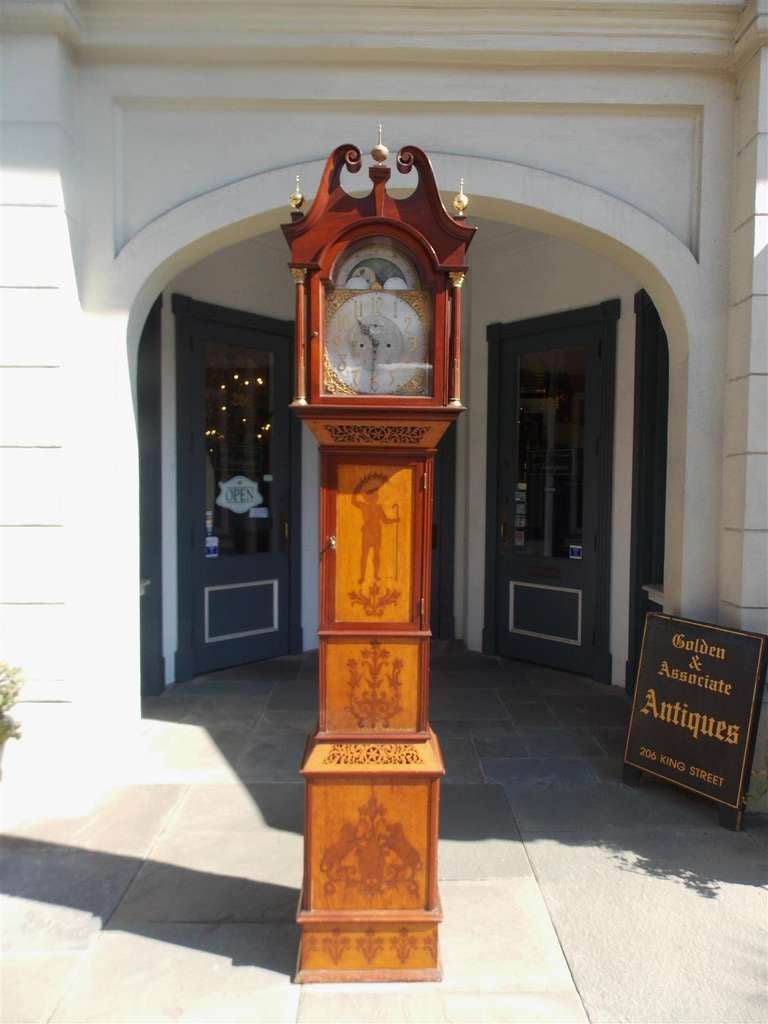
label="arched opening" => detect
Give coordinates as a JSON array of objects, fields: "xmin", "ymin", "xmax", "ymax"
[{"xmin": 131, "ymin": 214, "xmax": 681, "ymax": 698}]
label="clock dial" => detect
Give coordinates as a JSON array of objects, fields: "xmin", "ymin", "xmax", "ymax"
[
  {"xmin": 324, "ymin": 238, "xmax": 432, "ymax": 397},
  {"xmin": 325, "ymin": 289, "xmax": 431, "ymax": 396}
]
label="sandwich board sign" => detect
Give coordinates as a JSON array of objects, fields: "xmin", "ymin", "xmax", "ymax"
[{"xmin": 624, "ymin": 613, "xmax": 767, "ymax": 830}]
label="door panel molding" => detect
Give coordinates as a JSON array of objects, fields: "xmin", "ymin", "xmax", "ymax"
[{"xmin": 484, "ymin": 301, "xmax": 618, "ymax": 681}]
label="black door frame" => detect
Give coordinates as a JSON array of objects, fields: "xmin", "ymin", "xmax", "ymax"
[
  {"xmin": 483, "ymin": 300, "xmax": 619, "ymax": 681},
  {"xmin": 173, "ymin": 294, "xmax": 302, "ymax": 682},
  {"xmin": 626, "ymin": 290, "xmax": 669, "ymax": 692},
  {"xmin": 138, "ymin": 295, "xmax": 165, "ymax": 696}
]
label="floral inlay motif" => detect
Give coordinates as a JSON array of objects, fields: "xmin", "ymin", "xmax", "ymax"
[
  {"xmin": 322, "ymin": 930, "xmax": 350, "ymax": 964},
  {"xmin": 390, "ymin": 928, "xmax": 418, "ymax": 964},
  {"xmin": 319, "ymin": 796, "xmax": 421, "ymax": 900},
  {"xmin": 346, "ymin": 642, "xmax": 404, "ymax": 728},
  {"xmin": 347, "ymin": 580, "xmax": 401, "ymax": 617},
  {"xmin": 422, "ymin": 931, "xmax": 438, "ymax": 962},
  {"xmin": 356, "ymin": 929, "xmax": 384, "ymax": 964}
]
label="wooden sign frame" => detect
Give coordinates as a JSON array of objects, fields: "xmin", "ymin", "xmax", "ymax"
[{"xmin": 624, "ymin": 612, "xmax": 767, "ymax": 830}]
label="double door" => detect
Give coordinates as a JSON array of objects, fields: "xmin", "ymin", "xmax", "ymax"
[
  {"xmin": 487, "ymin": 303, "xmax": 618, "ymax": 680},
  {"xmin": 175, "ymin": 296, "xmax": 298, "ymax": 676}
]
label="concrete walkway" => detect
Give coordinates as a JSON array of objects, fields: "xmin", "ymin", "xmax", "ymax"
[{"xmin": 2, "ymin": 649, "xmax": 766, "ymax": 1023}]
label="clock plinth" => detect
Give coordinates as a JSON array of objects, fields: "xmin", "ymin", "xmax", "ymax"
[{"xmin": 283, "ymin": 142, "xmax": 474, "ymax": 983}]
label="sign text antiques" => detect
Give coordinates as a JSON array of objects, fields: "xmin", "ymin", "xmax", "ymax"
[{"xmin": 624, "ymin": 613, "xmax": 767, "ymax": 825}]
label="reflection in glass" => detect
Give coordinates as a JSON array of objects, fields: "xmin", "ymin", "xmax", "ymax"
[
  {"xmin": 205, "ymin": 343, "xmax": 274, "ymax": 557},
  {"xmin": 515, "ymin": 347, "xmax": 585, "ymax": 558}
]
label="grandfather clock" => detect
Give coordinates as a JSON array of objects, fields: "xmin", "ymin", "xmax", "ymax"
[{"xmin": 283, "ymin": 135, "xmax": 474, "ymax": 982}]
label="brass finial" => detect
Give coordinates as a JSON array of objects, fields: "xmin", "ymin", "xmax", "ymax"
[
  {"xmin": 453, "ymin": 177, "xmax": 469, "ymax": 215},
  {"xmin": 371, "ymin": 124, "xmax": 389, "ymax": 164},
  {"xmin": 289, "ymin": 175, "xmax": 304, "ymax": 210}
]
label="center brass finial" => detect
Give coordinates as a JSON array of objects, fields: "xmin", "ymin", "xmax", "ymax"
[{"xmin": 371, "ymin": 124, "xmax": 389, "ymax": 164}]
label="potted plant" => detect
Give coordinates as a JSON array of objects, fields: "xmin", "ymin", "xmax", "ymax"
[{"xmin": 0, "ymin": 663, "xmax": 22, "ymax": 776}]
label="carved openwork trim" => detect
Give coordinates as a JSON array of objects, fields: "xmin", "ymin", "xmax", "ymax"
[
  {"xmin": 322, "ymin": 743, "xmax": 422, "ymax": 765},
  {"xmin": 325, "ymin": 424, "xmax": 429, "ymax": 445}
]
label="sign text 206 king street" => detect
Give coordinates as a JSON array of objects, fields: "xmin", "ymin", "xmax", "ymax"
[{"xmin": 624, "ymin": 614, "xmax": 766, "ymax": 809}]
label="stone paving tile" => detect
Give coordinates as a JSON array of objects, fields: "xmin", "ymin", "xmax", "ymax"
[
  {"xmin": 235, "ymin": 733, "xmax": 308, "ymax": 782},
  {"xmin": 591, "ymin": 726, "xmax": 628, "ymax": 757},
  {"xmin": 440, "ymin": 784, "xmax": 530, "ymax": 880},
  {"xmin": 525, "ymin": 831, "xmax": 768, "ymax": 1023},
  {"xmin": 181, "ymin": 694, "xmax": 270, "ymax": 727},
  {"xmin": 502, "ymin": 775, "xmax": 722, "ymax": 833},
  {"xmin": 1, "ymin": 785, "xmax": 185, "ymax": 858},
  {"xmin": 439, "ymin": 879, "xmax": 581, "ymax": 993},
  {"xmin": 549, "ymin": 694, "xmax": 630, "ymax": 728},
  {"xmin": 255, "ymin": 710, "xmax": 318, "ymax": 735},
  {"xmin": 517, "ymin": 727, "xmax": 605, "ymax": 757},
  {"xmin": 482, "ymin": 756, "xmax": 604, "ymax": 788},
  {"xmin": 197, "ymin": 658, "xmax": 302, "ymax": 683},
  {"xmin": 168, "ymin": 783, "xmax": 304, "ymax": 835},
  {"xmin": 473, "ymin": 735, "xmax": 528, "ymax": 759},
  {"xmin": 501, "ymin": 702, "xmax": 560, "ymax": 727},
  {"xmin": 439, "ymin": 991, "xmax": 588, "ymax": 1023},
  {"xmin": 266, "ymin": 682, "xmax": 319, "ymax": 711},
  {"xmin": 744, "ymin": 813, "xmax": 768, "ymax": 852},
  {"xmin": 297, "ymin": 990, "xmax": 447, "ymax": 1023},
  {"xmin": 0, "ymin": 841, "xmax": 142, "ymax": 952},
  {"xmin": 430, "ymin": 653, "xmax": 501, "ymax": 671},
  {"xmin": 439, "ymin": 736, "xmax": 484, "ymax": 783},
  {"xmin": 179, "ymin": 676, "xmax": 278, "ymax": 696},
  {"xmin": 51, "ymin": 924, "xmax": 301, "ymax": 1023},
  {"xmin": 110, "ymin": 829, "xmax": 301, "ymax": 924},
  {"xmin": 430, "ymin": 688, "xmax": 508, "ymax": 720},
  {"xmin": 0, "ymin": 952, "xmax": 83, "ymax": 1024},
  {"xmin": 432, "ymin": 718, "xmax": 519, "ymax": 740},
  {"xmin": 130, "ymin": 720, "xmax": 254, "ymax": 785}
]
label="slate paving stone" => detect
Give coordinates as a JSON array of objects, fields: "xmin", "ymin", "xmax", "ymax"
[
  {"xmin": 473, "ymin": 735, "xmax": 528, "ymax": 759},
  {"xmin": 592, "ymin": 726, "xmax": 628, "ymax": 757},
  {"xmin": 518, "ymin": 727, "xmax": 606, "ymax": 757},
  {"xmin": 440, "ymin": 785, "xmax": 532, "ymax": 879},
  {"xmin": 180, "ymin": 676, "xmax": 277, "ymax": 696},
  {"xmin": 110, "ymin": 830, "xmax": 301, "ymax": 925},
  {"xmin": 169, "ymin": 783, "xmax": 304, "ymax": 835},
  {"xmin": 432, "ymin": 718, "xmax": 519, "ymax": 740},
  {"xmin": 194, "ymin": 658, "xmax": 301, "ymax": 683},
  {"xmin": 503, "ymin": 775, "xmax": 722, "ymax": 833},
  {"xmin": 236, "ymin": 733, "xmax": 309, "ymax": 781},
  {"xmin": 430, "ymin": 688, "xmax": 508, "ymax": 720},
  {"xmin": 51, "ymin": 924, "xmax": 301, "ymax": 1023},
  {"xmin": 482, "ymin": 756, "xmax": 604, "ymax": 788},
  {"xmin": 182, "ymin": 694, "xmax": 270, "ymax": 727},
  {"xmin": 254, "ymin": 709, "xmax": 318, "ymax": 735},
  {"xmin": 550, "ymin": 694, "xmax": 630, "ymax": 728},
  {"xmin": 530, "ymin": 673, "xmax": 609, "ymax": 697},
  {"xmin": 439, "ymin": 736, "xmax": 484, "ymax": 782},
  {"xmin": 0, "ymin": 842, "xmax": 142, "ymax": 952},
  {"xmin": 744, "ymin": 813, "xmax": 768, "ymax": 852},
  {"xmin": 430, "ymin": 653, "xmax": 501, "ymax": 672},
  {"xmin": 502, "ymin": 702, "xmax": 560, "ymax": 727},
  {"xmin": 265, "ymin": 681, "xmax": 318, "ymax": 711}
]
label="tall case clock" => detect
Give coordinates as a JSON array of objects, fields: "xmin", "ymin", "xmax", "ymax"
[{"xmin": 283, "ymin": 137, "xmax": 474, "ymax": 982}]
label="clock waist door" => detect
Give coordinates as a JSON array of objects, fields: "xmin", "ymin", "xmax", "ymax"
[{"xmin": 317, "ymin": 449, "xmax": 432, "ymax": 738}]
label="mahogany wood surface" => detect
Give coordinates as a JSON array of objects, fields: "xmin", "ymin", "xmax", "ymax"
[{"xmin": 284, "ymin": 141, "xmax": 473, "ymax": 982}]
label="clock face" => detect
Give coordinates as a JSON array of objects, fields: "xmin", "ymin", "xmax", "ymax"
[{"xmin": 323, "ymin": 239, "xmax": 432, "ymax": 397}]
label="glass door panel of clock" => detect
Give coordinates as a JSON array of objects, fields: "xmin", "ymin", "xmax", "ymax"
[
  {"xmin": 494, "ymin": 327, "xmax": 607, "ymax": 678},
  {"xmin": 324, "ymin": 238, "xmax": 433, "ymax": 397},
  {"xmin": 176, "ymin": 307, "xmax": 294, "ymax": 676}
]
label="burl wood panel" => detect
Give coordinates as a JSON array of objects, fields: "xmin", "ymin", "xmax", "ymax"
[
  {"xmin": 321, "ymin": 637, "xmax": 422, "ymax": 733},
  {"xmin": 299, "ymin": 924, "xmax": 438, "ymax": 973},
  {"xmin": 334, "ymin": 462, "xmax": 414, "ymax": 624},
  {"xmin": 307, "ymin": 780, "xmax": 431, "ymax": 911}
]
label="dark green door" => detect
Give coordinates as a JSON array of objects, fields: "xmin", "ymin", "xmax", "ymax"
[
  {"xmin": 175, "ymin": 296, "xmax": 297, "ymax": 677},
  {"xmin": 487, "ymin": 303, "xmax": 617, "ymax": 680}
]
